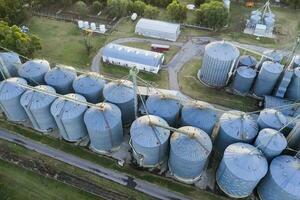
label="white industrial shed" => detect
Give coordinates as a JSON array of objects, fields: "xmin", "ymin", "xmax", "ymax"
[
  {"xmin": 135, "ymin": 18, "xmax": 181, "ymax": 42},
  {"xmin": 102, "ymin": 43, "xmax": 164, "ymax": 74}
]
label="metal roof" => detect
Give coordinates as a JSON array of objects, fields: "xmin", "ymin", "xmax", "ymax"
[
  {"xmin": 130, "ymin": 115, "xmax": 170, "ymax": 148},
  {"xmin": 205, "ymin": 41, "xmax": 240, "ymax": 61},
  {"xmin": 0, "ymin": 77, "xmax": 27, "ymax": 100},
  {"xmin": 103, "ymin": 80, "xmax": 134, "ymax": 104},
  {"xmin": 238, "ymin": 55, "xmax": 257, "ymax": 68},
  {"xmin": 223, "ymin": 143, "xmax": 268, "ymax": 181},
  {"xmin": 136, "ymin": 18, "xmax": 180, "ymax": 34},
  {"xmin": 258, "ymin": 109, "xmax": 288, "ymax": 130},
  {"xmin": 264, "ymin": 50, "xmax": 283, "ymax": 63},
  {"xmin": 18, "ymin": 59, "xmax": 50, "ymax": 84},
  {"xmin": 102, "ymin": 43, "xmax": 164, "ymax": 67},
  {"xmin": 261, "ymin": 61, "xmax": 283, "ymax": 74},
  {"xmin": 236, "ymin": 66, "xmax": 256, "ymax": 78}
]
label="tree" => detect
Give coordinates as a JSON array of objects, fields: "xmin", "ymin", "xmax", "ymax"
[
  {"xmin": 195, "ymin": 1, "xmax": 228, "ymax": 30},
  {"xmin": 143, "ymin": 4, "xmax": 160, "ymax": 19},
  {"xmin": 287, "ymin": 0, "xmax": 300, "ymax": 8},
  {"xmin": 91, "ymin": 1, "xmax": 102, "ymax": 14},
  {"xmin": 167, "ymin": 1, "xmax": 187, "ymax": 22},
  {"xmin": 194, "ymin": 0, "xmax": 205, "ymax": 7},
  {"xmin": 107, "ymin": 0, "xmax": 130, "ymax": 17},
  {"xmin": 0, "ymin": 0, "xmax": 26, "ymax": 24},
  {"xmin": 128, "ymin": 0, "xmax": 146, "ymax": 15},
  {"xmin": 0, "ymin": 21, "xmax": 42, "ymax": 57},
  {"xmin": 142, "ymin": 0, "xmax": 172, "ymax": 8},
  {"xmin": 74, "ymin": 1, "xmax": 88, "ymax": 16}
]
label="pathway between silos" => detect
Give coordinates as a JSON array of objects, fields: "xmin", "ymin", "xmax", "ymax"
[{"xmin": 0, "ymin": 130, "xmax": 189, "ymax": 200}]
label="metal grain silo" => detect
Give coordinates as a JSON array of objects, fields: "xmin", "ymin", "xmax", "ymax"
[
  {"xmin": 257, "ymin": 155, "xmax": 300, "ymax": 200},
  {"xmin": 216, "ymin": 143, "xmax": 268, "ymax": 198},
  {"xmin": 232, "ymin": 66, "xmax": 257, "ymax": 94},
  {"xmin": 264, "ymin": 17, "xmax": 275, "ymax": 30},
  {"xmin": 146, "ymin": 94, "xmax": 181, "ymax": 127},
  {"xmin": 0, "ymin": 77, "xmax": 28, "ymax": 122},
  {"xmin": 253, "ymin": 61, "xmax": 283, "ymax": 97},
  {"xmin": 50, "ymin": 93, "xmax": 88, "ymax": 142},
  {"xmin": 257, "ymin": 109, "xmax": 288, "ymax": 131},
  {"xmin": 238, "ymin": 55, "xmax": 257, "ymax": 68},
  {"xmin": 264, "ymin": 12, "xmax": 275, "ymax": 18},
  {"xmin": 103, "ymin": 80, "xmax": 135, "ymax": 124},
  {"xmin": 84, "ymin": 102, "xmax": 123, "ymax": 153},
  {"xmin": 20, "ymin": 85, "xmax": 57, "ymax": 133},
  {"xmin": 250, "ymin": 14, "xmax": 261, "ymax": 26},
  {"xmin": 73, "ymin": 73, "xmax": 105, "ymax": 103},
  {"xmin": 18, "ymin": 59, "xmax": 50, "ymax": 85},
  {"xmin": 169, "ymin": 126, "xmax": 212, "ymax": 183},
  {"xmin": 198, "ymin": 41, "xmax": 240, "ymax": 88},
  {"xmin": 0, "ymin": 52, "xmax": 21, "ymax": 80},
  {"xmin": 293, "ymin": 55, "xmax": 300, "ymax": 68},
  {"xmin": 180, "ymin": 101, "xmax": 217, "ymax": 136},
  {"xmin": 287, "ymin": 122, "xmax": 300, "ymax": 151},
  {"xmin": 215, "ymin": 111, "xmax": 259, "ymax": 152},
  {"xmin": 286, "ymin": 67, "xmax": 300, "ymax": 101},
  {"xmin": 130, "ymin": 115, "xmax": 170, "ymax": 168},
  {"xmin": 263, "ymin": 50, "xmax": 283, "ymax": 63},
  {"xmin": 254, "ymin": 128, "xmax": 287, "ymax": 161},
  {"xmin": 44, "ymin": 65, "xmax": 77, "ymax": 95}
]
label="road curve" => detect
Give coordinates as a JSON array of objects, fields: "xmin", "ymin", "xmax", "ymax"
[{"xmin": 0, "ymin": 129, "xmax": 190, "ymax": 200}]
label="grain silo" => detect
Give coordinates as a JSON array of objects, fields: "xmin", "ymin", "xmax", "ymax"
[
  {"xmin": 44, "ymin": 65, "xmax": 77, "ymax": 95},
  {"xmin": 293, "ymin": 55, "xmax": 300, "ymax": 68},
  {"xmin": 103, "ymin": 80, "xmax": 135, "ymax": 124},
  {"xmin": 84, "ymin": 102, "xmax": 123, "ymax": 153},
  {"xmin": 287, "ymin": 122, "xmax": 300, "ymax": 151},
  {"xmin": 198, "ymin": 41, "xmax": 240, "ymax": 88},
  {"xmin": 254, "ymin": 128, "xmax": 287, "ymax": 161},
  {"xmin": 0, "ymin": 77, "xmax": 28, "ymax": 122},
  {"xmin": 18, "ymin": 59, "xmax": 50, "ymax": 85},
  {"xmin": 253, "ymin": 61, "xmax": 283, "ymax": 97},
  {"xmin": 216, "ymin": 143, "xmax": 268, "ymax": 198},
  {"xmin": 215, "ymin": 111, "xmax": 259, "ymax": 152},
  {"xmin": 263, "ymin": 50, "xmax": 283, "ymax": 63},
  {"xmin": 180, "ymin": 101, "xmax": 217, "ymax": 136},
  {"xmin": 169, "ymin": 126, "xmax": 212, "ymax": 183},
  {"xmin": 238, "ymin": 55, "xmax": 257, "ymax": 68},
  {"xmin": 73, "ymin": 73, "xmax": 106, "ymax": 103},
  {"xmin": 286, "ymin": 67, "xmax": 300, "ymax": 101},
  {"xmin": 146, "ymin": 94, "xmax": 181, "ymax": 127},
  {"xmin": 250, "ymin": 14, "xmax": 261, "ymax": 27},
  {"xmin": 50, "ymin": 93, "xmax": 88, "ymax": 142},
  {"xmin": 130, "ymin": 115, "xmax": 170, "ymax": 168},
  {"xmin": 264, "ymin": 17, "xmax": 275, "ymax": 30},
  {"xmin": 257, "ymin": 155, "xmax": 300, "ymax": 200},
  {"xmin": 0, "ymin": 52, "xmax": 21, "ymax": 80},
  {"xmin": 20, "ymin": 85, "xmax": 57, "ymax": 133},
  {"xmin": 257, "ymin": 109, "xmax": 288, "ymax": 131},
  {"xmin": 232, "ymin": 66, "xmax": 257, "ymax": 94}
]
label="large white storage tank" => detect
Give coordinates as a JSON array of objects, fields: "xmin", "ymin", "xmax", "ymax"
[
  {"xmin": 169, "ymin": 126, "xmax": 212, "ymax": 183},
  {"xmin": 232, "ymin": 66, "xmax": 257, "ymax": 94},
  {"xmin": 216, "ymin": 143, "xmax": 268, "ymax": 198},
  {"xmin": 130, "ymin": 115, "xmax": 170, "ymax": 168},
  {"xmin": 50, "ymin": 93, "xmax": 88, "ymax": 142},
  {"xmin": 215, "ymin": 111, "xmax": 259, "ymax": 152},
  {"xmin": 44, "ymin": 65, "xmax": 77, "ymax": 95},
  {"xmin": 257, "ymin": 109, "xmax": 288, "ymax": 131},
  {"xmin": 0, "ymin": 77, "xmax": 28, "ymax": 122},
  {"xmin": 198, "ymin": 41, "xmax": 240, "ymax": 88},
  {"xmin": 73, "ymin": 73, "xmax": 106, "ymax": 103},
  {"xmin": 146, "ymin": 94, "xmax": 181, "ymax": 127},
  {"xmin": 285, "ymin": 67, "xmax": 300, "ymax": 101},
  {"xmin": 253, "ymin": 61, "xmax": 283, "ymax": 97},
  {"xmin": 254, "ymin": 128, "xmax": 287, "ymax": 161},
  {"xmin": 180, "ymin": 101, "xmax": 217, "ymax": 136},
  {"xmin": 0, "ymin": 52, "xmax": 21, "ymax": 80},
  {"xmin": 20, "ymin": 85, "xmax": 57, "ymax": 133},
  {"xmin": 103, "ymin": 80, "xmax": 135, "ymax": 124},
  {"xmin": 84, "ymin": 102, "xmax": 123, "ymax": 153},
  {"xmin": 257, "ymin": 155, "xmax": 300, "ymax": 200},
  {"xmin": 18, "ymin": 59, "xmax": 50, "ymax": 85}
]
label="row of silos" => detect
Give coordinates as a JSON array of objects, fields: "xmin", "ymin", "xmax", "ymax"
[{"xmin": 248, "ymin": 10, "xmax": 276, "ymax": 32}]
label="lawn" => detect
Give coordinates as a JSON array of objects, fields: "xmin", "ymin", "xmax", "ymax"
[
  {"xmin": 0, "ymin": 159, "xmax": 100, "ymax": 200},
  {"xmin": 178, "ymin": 59, "xmax": 259, "ymax": 111},
  {"xmin": 27, "ymin": 17, "xmax": 107, "ymax": 68}
]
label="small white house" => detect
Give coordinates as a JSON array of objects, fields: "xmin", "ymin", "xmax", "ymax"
[
  {"xmin": 102, "ymin": 43, "xmax": 164, "ymax": 74},
  {"xmin": 135, "ymin": 18, "xmax": 181, "ymax": 42}
]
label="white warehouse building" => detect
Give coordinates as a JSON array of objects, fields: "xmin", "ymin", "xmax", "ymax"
[
  {"xmin": 102, "ymin": 43, "xmax": 164, "ymax": 74},
  {"xmin": 135, "ymin": 18, "xmax": 181, "ymax": 42}
]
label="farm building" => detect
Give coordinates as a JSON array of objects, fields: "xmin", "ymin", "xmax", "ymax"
[
  {"xmin": 102, "ymin": 43, "xmax": 164, "ymax": 74},
  {"xmin": 135, "ymin": 18, "xmax": 181, "ymax": 42}
]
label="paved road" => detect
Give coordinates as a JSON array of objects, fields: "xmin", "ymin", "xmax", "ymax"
[{"xmin": 0, "ymin": 130, "xmax": 189, "ymax": 200}]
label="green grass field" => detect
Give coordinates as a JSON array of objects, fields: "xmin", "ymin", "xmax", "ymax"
[
  {"xmin": 0, "ymin": 160, "xmax": 100, "ymax": 200},
  {"xmin": 178, "ymin": 59, "xmax": 258, "ymax": 111}
]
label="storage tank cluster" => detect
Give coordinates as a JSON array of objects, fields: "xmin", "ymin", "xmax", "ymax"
[{"xmin": 247, "ymin": 11, "xmax": 276, "ymax": 32}]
